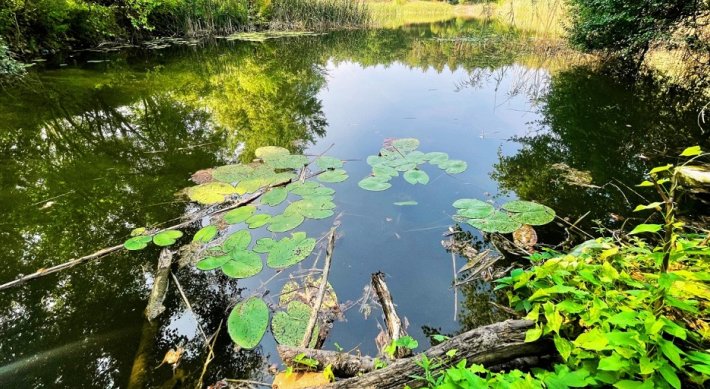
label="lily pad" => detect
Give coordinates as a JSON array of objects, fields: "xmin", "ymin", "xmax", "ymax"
[
  {"xmin": 279, "ymin": 277, "xmax": 338, "ymax": 310},
  {"xmin": 358, "ymin": 177, "xmax": 392, "ymax": 192},
  {"xmin": 285, "ymin": 198, "xmax": 336, "ymax": 220},
  {"xmin": 267, "ymin": 232, "xmax": 316, "ymax": 269},
  {"xmin": 502, "ymin": 201, "xmax": 556, "ymax": 226},
  {"xmin": 425, "ymin": 152, "xmax": 449, "ymax": 165},
  {"xmin": 373, "ymin": 165, "xmax": 398, "ymax": 178},
  {"xmin": 196, "ymin": 254, "xmax": 231, "ymax": 270},
  {"xmin": 263, "ymin": 154, "xmax": 308, "ymax": 169},
  {"xmin": 403, "ymin": 170, "xmax": 429, "ymax": 185},
  {"xmin": 392, "ymin": 138, "xmax": 420, "ymax": 152},
  {"xmin": 316, "ymin": 156, "xmax": 343, "ymax": 170},
  {"xmin": 246, "ymin": 214, "xmax": 271, "ymax": 229},
  {"xmin": 268, "ymin": 213, "xmax": 305, "ymax": 233},
  {"xmin": 193, "ymin": 225, "xmax": 219, "ymax": 243},
  {"xmin": 271, "ymin": 301, "xmax": 319, "ymax": 347},
  {"xmin": 253, "ymin": 237, "xmax": 276, "ymax": 253},
  {"xmin": 227, "ymin": 297, "xmax": 269, "ymax": 350},
  {"xmin": 224, "ymin": 205, "xmax": 256, "ymax": 224},
  {"xmin": 405, "ymin": 150, "xmax": 428, "ymax": 164},
  {"xmin": 255, "ymin": 146, "xmax": 290, "ymax": 158},
  {"xmin": 439, "ymin": 159, "xmax": 467, "ymax": 174},
  {"xmin": 213, "ymin": 164, "xmax": 254, "ymax": 183},
  {"xmin": 124, "ymin": 235, "xmax": 153, "ymax": 251},
  {"xmin": 224, "ymin": 230, "xmax": 251, "ymax": 251},
  {"xmin": 453, "ymin": 199, "xmax": 494, "ymax": 219},
  {"xmin": 262, "ymin": 187, "xmax": 288, "ymax": 206},
  {"xmin": 187, "ymin": 182, "xmax": 238, "ymax": 205},
  {"xmin": 318, "ymin": 169, "xmax": 348, "ymax": 183},
  {"xmin": 222, "ymin": 250, "xmax": 263, "ymax": 278},
  {"xmin": 153, "ymin": 230, "xmax": 183, "ymax": 247},
  {"xmin": 467, "ymin": 211, "xmax": 521, "ymax": 234}
]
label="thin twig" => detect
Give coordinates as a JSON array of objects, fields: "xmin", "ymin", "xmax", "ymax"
[
  {"xmin": 301, "ymin": 226, "xmax": 337, "ymax": 348},
  {"xmin": 171, "ymin": 271, "xmax": 208, "ymax": 343},
  {"xmin": 196, "ymin": 319, "xmax": 222, "ymax": 389},
  {"xmin": 222, "ymin": 378, "xmax": 271, "ymax": 387},
  {"xmin": 451, "ymin": 248, "xmax": 458, "ymax": 322}
]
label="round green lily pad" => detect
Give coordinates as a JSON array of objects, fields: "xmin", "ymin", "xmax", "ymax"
[
  {"xmin": 224, "ymin": 205, "xmax": 256, "ymax": 224},
  {"xmin": 124, "ymin": 235, "xmax": 153, "ymax": 251},
  {"xmin": 358, "ymin": 177, "xmax": 392, "ymax": 192},
  {"xmin": 193, "ymin": 225, "xmax": 219, "ymax": 243},
  {"xmin": 502, "ymin": 201, "xmax": 556, "ymax": 226},
  {"xmin": 196, "ymin": 254, "xmax": 231, "ymax": 270},
  {"xmin": 318, "ymin": 169, "xmax": 348, "ymax": 183},
  {"xmin": 453, "ymin": 199, "xmax": 494, "ymax": 219},
  {"xmin": 316, "ymin": 156, "xmax": 343, "ymax": 170},
  {"xmin": 263, "ymin": 154, "xmax": 308, "ymax": 169},
  {"xmin": 227, "ymin": 297, "xmax": 269, "ymax": 350},
  {"xmin": 271, "ymin": 301, "xmax": 319, "ymax": 348},
  {"xmin": 425, "ymin": 152, "xmax": 449, "ymax": 165},
  {"xmin": 268, "ymin": 213, "xmax": 305, "ymax": 233},
  {"xmin": 267, "ymin": 232, "xmax": 316, "ymax": 269},
  {"xmin": 392, "ymin": 138, "xmax": 420, "ymax": 152},
  {"xmin": 246, "ymin": 214, "xmax": 271, "ymax": 229},
  {"xmin": 253, "ymin": 237, "xmax": 276, "ymax": 253},
  {"xmin": 439, "ymin": 159, "xmax": 467, "ymax": 174},
  {"xmin": 213, "ymin": 164, "xmax": 254, "ymax": 183},
  {"xmin": 262, "ymin": 187, "xmax": 288, "ymax": 206},
  {"xmin": 222, "ymin": 250, "xmax": 263, "ymax": 278},
  {"xmin": 403, "ymin": 169, "xmax": 429, "ymax": 185},
  {"xmin": 373, "ymin": 165, "xmax": 398, "ymax": 178},
  {"xmin": 153, "ymin": 230, "xmax": 183, "ymax": 247},
  {"xmin": 223, "ymin": 230, "xmax": 251, "ymax": 251},
  {"xmin": 255, "ymin": 146, "xmax": 290, "ymax": 158},
  {"xmin": 467, "ymin": 211, "xmax": 521, "ymax": 234},
  {"xmin": 187, "ymin": 182, "xmax": 238, "ymax": 205}
]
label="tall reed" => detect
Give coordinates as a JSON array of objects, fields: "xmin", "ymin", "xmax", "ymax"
[{"xmin": 269, "ymin": 0, "xmax": 371, "ymax": 30}]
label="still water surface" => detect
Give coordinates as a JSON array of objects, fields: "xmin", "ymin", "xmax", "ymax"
[{"xmin": 0, "ymin": 19, "xmax": 707, "ymax": 387}]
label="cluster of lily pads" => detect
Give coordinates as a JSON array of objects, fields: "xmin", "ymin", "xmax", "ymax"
[
  {"xmin": 123, "ymin": 146, "xmax": 348, "ymax": 350},
  {"xmin": 358, "ymin": 138, "xmax": 468, "ymax": 192},
  {"xmin": 452, "ymin": 199, "xmax": 556, "ymax": 234}
]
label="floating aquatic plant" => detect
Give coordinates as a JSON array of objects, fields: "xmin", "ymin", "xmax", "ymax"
[
  {"xmin": 227, "ymin": 297, "xmax": 270, "ymax": 349},
  {"xmin": 358, "ymin": 138, "xmax": 467, "ymax": 191},
  {"xmin": 272, "ymin": 301, "xmax": 319, "ymax": 348},
  {"xmin": 453, "ymin": 199, "xmax": 555, "ymax": 234}
]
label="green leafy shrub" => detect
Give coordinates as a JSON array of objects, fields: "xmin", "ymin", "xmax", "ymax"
[{"xmin": 0, "ymin": 39, "xmax": 25, "ymax": 78}]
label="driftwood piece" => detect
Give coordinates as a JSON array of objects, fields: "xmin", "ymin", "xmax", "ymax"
[
  {"xmin": 144, "ymin": 249, "xmax": 173, "ymax": 321},
  {"xmin": 371, "ymin": 272, "xmax": 410, "ymax": 358},
  {"xmin": 301, "ymin": 226, "xmax": 337, "ymax": 348},
  {"xmin": 278, "ymin": 345, "xmax": 377, "ymax": 377},
  {"xmin": 315, "ymin": 319, "xmax": 551, "ymax": 388}
]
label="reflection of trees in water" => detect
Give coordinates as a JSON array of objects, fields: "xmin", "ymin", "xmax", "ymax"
[{"xmin": 491, "ymin": 65, "xmax": 710, "ymax": 231}]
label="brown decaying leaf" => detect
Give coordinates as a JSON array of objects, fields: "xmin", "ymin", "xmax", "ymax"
[
  {"xmin": 513, "ymin": 224, "xmax": 538, "ymax": 253},
  {"xmin": 272, "ymin": 371, "xmax": 330, "ymax": 389},
  {"xmin": 191, "ymin": 169, "xmax": 214, "ymax": 184}
]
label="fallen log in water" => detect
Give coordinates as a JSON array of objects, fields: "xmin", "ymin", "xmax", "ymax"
[
  {"xmin": 371, "ymin": 271, "xmax": 411, "ymax": 358},
  {"xmin": 284, "ymin": 319, "xmax": 551, "ymax": 388},
  {"xmin": 278, "ymin": 345, "xmax": 378, "ymax": 378},
  {"xmin": 144, "ymin": 248, "xmax": 173, "ymax": 321}
]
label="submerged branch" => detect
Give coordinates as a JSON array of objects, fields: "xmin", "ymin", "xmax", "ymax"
[{"xmin": 301, "ymin": 226, "xmax": 338, "ymax": 348}]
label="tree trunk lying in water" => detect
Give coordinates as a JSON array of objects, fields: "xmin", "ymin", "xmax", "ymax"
[{"xmin": 280, "ymin": 319, "xmax": 553, "ymax": 388}]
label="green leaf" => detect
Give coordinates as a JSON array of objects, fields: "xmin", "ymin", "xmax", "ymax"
[
  {"xmin": 687, "ymin": 351, "xmax": 710, "ymax": 365},
  {"xmin": 224, "ymin": 205, "xmax": 256, "ymax": 224},
  {"xmin": 633, "ymin": 202, "xmax": 663, "ymax": 211},
  {"xmin": 438, "ymin": 159, "xmax": 467, "ymax": 174},
  {"xmin": 253, "ymin": 237, "xmax": 276, "ymax": 253},
  {"xmin": 268, "ymin": 213, "xmax": 305, "ymax": 233},
  {"xmin": 222, "ymin": 250, "xmax": 262, "ymax": 278},
  {"xmin": 130, "ymin": 227, "xmax": 146, "ymax": 237},
  {"xmin": 391, "ymin": 138, "xmax": 420, "ymax": 152},
  {"xmin": 193, "ymin": 225, "xmax": 219, "ymax": 243},
  {"xmin": 262, "ymin": 187, "xmax": 288, "ymax": 206},
  {"xmin": 637, "ymin": 180, "xmax": 654, "ymax": 187},
  {"xmin": 285, "ymin": 198, "xmax": 336, "ymax": 219},
  {"xmin": 227, "ymin": 297, "xmax": 269, "ymax": 349},
  {"xmin": 224, "ymin": 230, "xmax": 251, "ymax": 251},
  {"xmin": 680, "ymin": 145, "xmax": 702, "ymax": 157},
  {"xmin": 263, "ymin": 154, "xmax": 308, "ymax": 169},
  {"xmin": 649, "ymin": 164, "xmax": 673, "ymax": 174},
  {"xmin": 525, "ymin": 325, "xmax": 543, "ymax": 342},
  {"xmin": 554, "ymin": 334, "xmax": 573, "ymax": 361},
  {"xmin": 213, "ymin": 164, "xmax": 254, "ymax": 183},
  {"xmin": 246, "ymin": 214, "xmax": 271, "ymax": 229},
  {"xmin": 502, "ymin": 201, "xmax": 556, "ymax": 226},
  {"xmin": 124, "ymin": 235, "xmax": 153, "ymax": 251},
  {"xmin": 629, "ymin": 224, "xmax": 662, "ymax": 234},
  {"xmin": 453, "ymin": 199, "xmax": 495, "ymax": 219},
  {"xmin": 373, "ymin": 164, "xmax": 398, "ymax": 178},
  {"xmin": 574, "ymin": 329, "xmax": 608, "ymax": 351},
  {"xmin": 394, "ymin": 201, "xmax": 418, "ymax": 206},
  {"xmin": 394, "ymin": 335, "xmax": 419, "ymax": 350},
  {"xmin": 255, "ymin": 146, "xmax": 290, "ymax": 158},
  {"xmin": 467, "ymin": 211, "xmax": 521, "ymax": 234},
  {"xmin": 315, "ymin": 156, "xmax": 343, "ymax": 170},
  {"xmin": 267, "ymin": 232, "xmax": 316, "ymax": 269},
  {"xmin": 187, "ymin": 182, "xmax": 238, "ymax": 205},
  {"xmin": 658, "ymin": 339, "xmax": 684, "ymax": 368},
  {"xmin": 358, "ymin": 176, "xmax": 392, "ymax": 191},
  {"xmin": 271, "ymin": 301, "xmax": 318, "ymax": 347},
  {"xmin": 196, "ymin": 255, "xmax": 230, "ymax": 270},
  {"xmin": 614, "ymin": 380, "xmax": 648, "ymax": 389},
  {"xmin": 403, "ymin": 169, "xmax": 429, "ymax": 185},
  {"xmin": 317, "ymin": 169, "xmax": 348, "ymax": 183},
  {"xmin": 425, "ymin": 152, "xmax": 449, "ymax": 165},
  {"xmin": 153, "ymin": 230, "xmax": 183, "ymax": 247},
  {"xmin": 405, "ymin": 150, "xmax": 428, "ymax": 164},
  {"xmin": 659, "ymin": 362, "xmax": 681, "ymax": 389},
  {"xmin": 607, "ymin": 311, "xmax": 638, "ymax": 328},
  {"xmin": 598, "ymin": 352, "xmax": 629, "ymax": 371}
]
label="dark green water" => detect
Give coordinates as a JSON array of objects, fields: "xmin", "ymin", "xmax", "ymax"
[{"xmin": 0, "ymin": 19, "xmax": 707, "ymax": 388}]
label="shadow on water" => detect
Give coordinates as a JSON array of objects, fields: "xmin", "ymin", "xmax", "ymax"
[{"xmin": 0, "ymin": 17, "xmax": 707, "ymax": 387}]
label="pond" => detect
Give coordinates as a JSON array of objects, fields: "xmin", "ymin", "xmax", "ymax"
[{"xmin": 0, "ymin": 18, "xmax": 708, "ymax": 388}]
